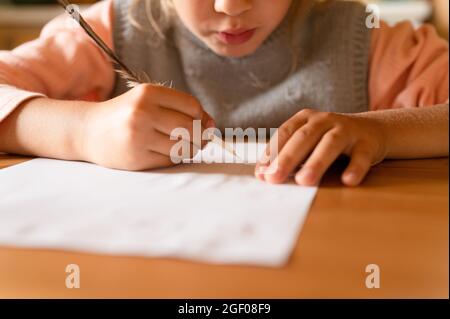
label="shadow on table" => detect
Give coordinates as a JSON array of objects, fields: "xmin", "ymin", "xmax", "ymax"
[{"xmin": 157, "ymin": 163, "xmax": 256, "ymax": 177}]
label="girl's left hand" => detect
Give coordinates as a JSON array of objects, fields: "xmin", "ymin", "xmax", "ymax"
[{"xmin": 255, "ymin": 108, "xmax": 388, "ymax": 186}]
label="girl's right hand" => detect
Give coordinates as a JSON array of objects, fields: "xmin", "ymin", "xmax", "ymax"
[{"xmin": 81, "ymin": 84, "xmax": 215, "ymax": 171}]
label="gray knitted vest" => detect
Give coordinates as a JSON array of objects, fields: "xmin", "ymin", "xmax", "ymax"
[{"xmin": 112, "ymin": 0, "xmax": 371, "ymax": 130}]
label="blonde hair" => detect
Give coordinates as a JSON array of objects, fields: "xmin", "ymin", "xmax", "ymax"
[
  {"xmin": 128, "ymin": 0, "xmax": 330, "ymax": 72},
  {"xmin": 128, "ymin": 0, "xmax": 174, "ymax": 40}
]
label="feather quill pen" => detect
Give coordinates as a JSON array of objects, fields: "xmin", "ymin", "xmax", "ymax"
[
  {"xmin": 57, "ymin": 0, "xmax": 147, "ymax": 87},
  {"xmin": 57, "ymin": 0, "xmax": 239, "ymax": 159}
]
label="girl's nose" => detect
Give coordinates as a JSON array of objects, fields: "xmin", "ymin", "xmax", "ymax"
[{"xmin": 214, "ymin": 0, "xmax": 253, "ymax": 17}]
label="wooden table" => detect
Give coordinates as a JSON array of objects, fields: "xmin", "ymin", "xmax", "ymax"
[{"xmin": 0, "ymin": 155, "xmax": 448, "ymax": 298}]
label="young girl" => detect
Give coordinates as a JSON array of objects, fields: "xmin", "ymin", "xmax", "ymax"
[{"xmin": 0, "ymin": 0, "xmax": 448, "ymax": 187}]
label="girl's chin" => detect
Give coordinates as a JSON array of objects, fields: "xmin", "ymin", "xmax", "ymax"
[{"xmin": 207, "ymin": 41, "xmax": 260, "ymax": 58}]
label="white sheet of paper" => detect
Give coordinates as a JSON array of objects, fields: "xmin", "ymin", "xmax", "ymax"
[{"xmin": 0, "ymin": 143, "xmax": 317, "ymax": 267}]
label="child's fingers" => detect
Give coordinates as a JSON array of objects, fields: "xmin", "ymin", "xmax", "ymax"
[
  {"xmin": 295, "ymin": 128, "xmax": 348, "ymax": 186},
  {"xmin": 341, "ymin": 144, "xmax": 373, "ymax": 186},
  {"xmin": 146, "ymin": 85, "xmax": 207, "ymax": 121},
  {"xmin": 254, "ymin": 162, "xmax": 266, "ymax": 181},
  {"xmin": 154, "ymin": 106, "xmax": 209, "ymax": 149},
  {"xmin": 134, "ymin": 84, "xmax": 212, "ymax": 127},
  {"xmin": 122, "ymin": 149, "xmax": 175, "ymax": 171},
  {"xmin": 147, "ymin": 129, "xmax": 200, "ymax": 160},
  {"xmin": 147, "ymin": 151, "xmax": 177, "ymax": 168},
  {"xmin": 255, "ymin": 139, "xmax": 280, "ymax": 178},
  {"xmin": 257, "ymin": 114, "xmax": 308, "ymax": 167},
  {"xmin": 263, "ymin": 124, "xmax": 331, "ymax": 184},
  {"xmin": 202, "ymin": 110, "xmax": 216, "ymax": 129}
]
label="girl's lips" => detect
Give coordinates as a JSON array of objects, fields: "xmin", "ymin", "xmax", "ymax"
[{"xmin": 216, "ymin": 28, "xmax": 256, "ymax": 45}]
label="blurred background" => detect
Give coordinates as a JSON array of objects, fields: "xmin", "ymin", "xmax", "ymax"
[{"xmin": 0, "ymin": 0, "xmax": 448, "ymax": 50}]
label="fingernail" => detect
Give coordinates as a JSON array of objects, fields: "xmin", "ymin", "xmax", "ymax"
[
  {"xmin": 265, "ymin": 165, "xmax": 287, "ymax": 184},
  {"xmin": 345, "ymin": 172, "xmax": 356, "ymax": 180},
  {"xmin": 296, "ymin": 169, "xmax": 316, "ymax": 185},
  {"xmin": 344, "ymin": 172, "xmax": 359, "ymax": 185},
  {"xmin": 256, "ymin": 165, "xmax": 268, "ymax": 174}
]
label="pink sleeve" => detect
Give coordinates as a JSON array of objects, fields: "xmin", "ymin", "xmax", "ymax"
[
  {"xmin": 369, "ymin": 20, "xmax": 449, "ymax": 110},
  {"xmin": 0, "ymin": 0, "xmax": 115, "ymax": 122}
]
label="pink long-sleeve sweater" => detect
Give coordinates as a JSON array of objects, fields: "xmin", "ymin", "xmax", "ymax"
[{"xmin": 0, "ymin": 0, "xmax": 448, "ymax": 123}]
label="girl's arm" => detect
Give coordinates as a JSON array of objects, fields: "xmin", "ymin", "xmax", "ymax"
[
  {"xmin": 0, "ymin": 97, "xmax": 93, "ymax": 161},
  {"xmin": 369, "ymin": 21, "xmax": 449, "ymax": 109},
  {"xmin": 0, "ymin": 0, "xmax": 214, "ymax": 170},
  {"xmin": 257, "ymin": 21, "xmax": 449, "ymax": 187},
  {"xmin": 360, "ymin": 20, "xmax": 450, "ymax": 158},
  {"xmin": 0, "ymin": 86, "xmax": 214, "ymax": 170},
  {"xmin": 356, "ymin": 103, "xmax": 449, "ymax": 159},
  {"xmin": 255, "ymin": 104, "xmax": 448, "ymax": 187},
  {"xmin": 0, "ymin": 0, "xmax": 115, "ymax": 122},
  {"xmin": 0, "ymin": 0, "xmax": 113, "ymax": 159}
]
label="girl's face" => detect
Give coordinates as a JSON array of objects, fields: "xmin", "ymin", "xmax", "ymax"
[{"xmin": 172, "ymin": 0, "xmax": 293, "ymax": 57}]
